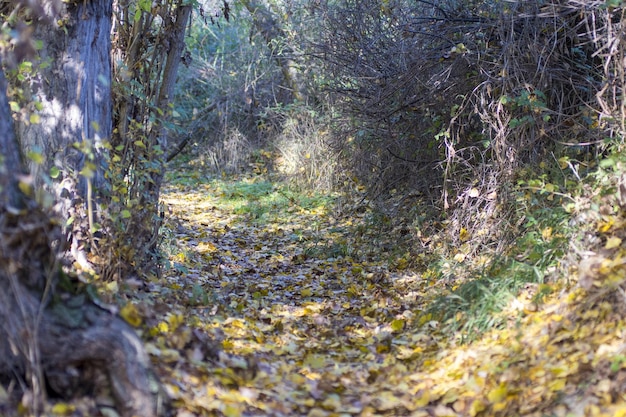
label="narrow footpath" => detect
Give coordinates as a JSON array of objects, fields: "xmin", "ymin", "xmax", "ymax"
[{"xmin": 146, "ymin": 169, "xmax": 626, "ymax": 417}]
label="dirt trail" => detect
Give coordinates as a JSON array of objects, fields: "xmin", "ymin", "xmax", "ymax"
[
  {"xmin": 152, "ymin": 173, "xmax": 626, "ymax": 417},
  {"xmin": 156, "ymin": 174, "xmax": 440, "ymax": 416}
]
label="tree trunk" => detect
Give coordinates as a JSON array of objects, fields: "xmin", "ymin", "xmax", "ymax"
[
  {"xmin": 0, "ymin": 57, "xmax": 158, "ymax": 417},
  {"xmin": 0, "ymin": 2, "xmax": 159, "ymax": 415},
  {"xmin": 16, "ymin": 0, "xmax": 114, "ymax": 269},
  {"xmin": 19, "ymin": 0, "xmax": 112, "ymax": 199},
  {"xmin": 241, "ymin": 0, "xmax": 305, "ymax": 102},
  {"xmin": 108, "ymin": 0, "xmax": 193, "ymax": 277},
  {"xmin": 141, "ymin": 2, "xmax": 193, "ymax": 262}
]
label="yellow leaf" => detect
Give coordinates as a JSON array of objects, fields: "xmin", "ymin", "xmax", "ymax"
[
  {"xmin": 549, "ymin": 378, "xmax": 566, "ymax": 391},
  {"xmin": 157, "ymin": 321, "xmax": 169, "ymax": 333},
  {"xmin": 613, "ymin": 405, "xmax": 626, "ymax": 417},
  {"xmin": 223, "ymin": 404, "xmax": 242, "ymax": 417},
  {"xmin": 442, "ymin": 388, "xmax": 459, "ymax": 404},
  {"xmin": 459, "ymin": 227, "xmax": 470, "ymax": 242},
  {"xmin": 550, "ymin": 314, "xmax": 563, "ymax": 322},
  {"xmin": 51, "ymin": 403, "xmax": 75, "ymax": 415},
  {"xmin": 376, "ymin": 343, "xmax": 390, "ymax": 354},
  {"xmin": 391, "ymin": 318, "xmax": 405, "ymax": 332},
  {"xmin": 321, "ymin": 393, "xmax": 341, "ymax": 410},
  {"xmin": 18, "ymin": 180, "xmax": 34, "ymax": 197},
  {"xmin": 197, "ymin": 241, "xmax": 217, "ymax": 253},
  {"xmin": 120, "ymin": 303, "xmax": 142, "ymax": 327},
  {"xmin": 105, "ymin": 280, "xmax": 118, "ymax": 293},
  {"xmin": 414, "ymin": 390, "xmax": 431, "ymax": 407},
  {"xmin": 606, "ymin": 236, "xmax": 622, "ymax": 249},
  {"xmin": 469, "ymin": 399, "xmax": 486, "ymax": 416},
  {"xmin": 493, "ymin": 401, "xmax": 508, "ymax": 412},
  {"xmin": 301, "ymin": 288, "xmax": 312, "ymax": 297},
  {"xmin": 598, "ymin": 218, "xmax": 615, "ymax": 233},
  {"xmin": 541, "ymin": 227, "xmax": 553, "ymax": 240},
  {"xmin": 487, "ymin": 384, "xmax": 507, "ymax": 403},
  {"xmin": 453, "ymin": 253, "xmax": 466, "ymax": 262},
  {"xmin": 468, "ymin": 188, "xmax": 480, "ymax": 198},
  {"xmin": 167, "ymin": 313, "xmax": 185, "ymax": 330}
]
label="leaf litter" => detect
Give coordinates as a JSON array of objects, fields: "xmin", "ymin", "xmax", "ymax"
[{"xmin": 118, "ymin": 168, "xmax": 626, "ymax": 417}]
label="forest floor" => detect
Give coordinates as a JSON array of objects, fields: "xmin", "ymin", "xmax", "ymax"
[{"xmin": 129, "ymin": 163, "xmax": 626, "ymax": 417}]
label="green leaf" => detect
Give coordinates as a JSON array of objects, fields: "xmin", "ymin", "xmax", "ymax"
[
  {"xmin": 26, "ymin": 151, "xmax": 45, "ymax": 164},
  {"xmin": 138, "ymin": 0, "xmax": 151, "ymax": 12},
  {"xmin": 600, "ymin": 157, "xmax": 616, "ymax": 169},
  {"xmin": 121, "ymin": 209, "xmax": 132, "ymax": 219},
  {"xmin": 80, "ymin": 165, "xmax": 95, "ymax": 179},
  {"xmin": 49, "ymin": 166, "xmax": 60, "ymax": 178},
  {"xmin": 29, "ymin": 113, "xmax": 40, "ymax": 124}
]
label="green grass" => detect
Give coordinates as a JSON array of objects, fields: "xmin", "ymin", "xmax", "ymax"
[
  {"xmin": 164, "ymin": 168, "xmax": 336, "ymax": 224},
  {"xmin": 425, "ymin": 258, "xmax": 543, "ymax": 342},
  {"xmin": 423, "ymin": 165, "xmax": 576, "ymax": 343},
  {"xmin": 210, "ymin": 178, "xmax": 335, "ymax": 223}
]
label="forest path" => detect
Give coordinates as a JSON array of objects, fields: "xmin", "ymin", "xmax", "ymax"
[
  {"xmin": 156, "ymin": 170, "xmax": 437, "ymax": 416},
  {"xmin": 152, "ymin": 169, "xmax": 626, "ymax": 417}
]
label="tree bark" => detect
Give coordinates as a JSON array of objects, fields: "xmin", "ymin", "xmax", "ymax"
[
  {"xmin": 0, "ymin": 59, "xmax": 158, "ymax": 417},
  {"xmin": 19, "ymin": 0, "xmax": 112, "ymax": 200},
  {"xmin": 0, "ymin": 4, "xmax": 159, "ymax": 416},
  {"xmin": 15, "ymin": 0, "xmax": 114, "ymax": 271}
]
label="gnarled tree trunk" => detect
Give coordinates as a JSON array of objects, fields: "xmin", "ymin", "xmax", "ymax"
[
  {"xmin": 0, "ymin": 59, "xmax": 158, "ymax": 417},
  {"xmin": 0, "ymin": 2, "xmax": 159, "ymax": 415}
]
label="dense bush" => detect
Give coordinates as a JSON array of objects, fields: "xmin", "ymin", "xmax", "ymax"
[{"xmin": 309, "ymin": 0, "xmax": 618, "ymax": 251}]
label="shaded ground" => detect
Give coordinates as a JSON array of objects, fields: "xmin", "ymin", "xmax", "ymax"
[{"xmin": 135, "ymin": 168, "xmax": 626, "ymax": 417}]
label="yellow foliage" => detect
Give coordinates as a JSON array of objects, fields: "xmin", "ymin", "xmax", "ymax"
[
  {"xmin": 119, "ymin": 302, "xmax": 142, "ymax": 327},
  {"xmin": 51, "ymin": 403, "xmax": 76, "ymax": 415},
  {"xmin": 391, "ymin": 318, "xmax": 405, "ymax": 332},
  {"xmin": 487, "ymin": 384, "xmax": 507, "ymax": 403},
  {"xmin": 605, "ymin": 236, "xmax": 622, "ymax": 249}
]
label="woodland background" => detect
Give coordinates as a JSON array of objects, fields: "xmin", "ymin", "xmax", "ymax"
[{"xmin": 2, "ymin": 0, "xmax": 626, "ymax": 416}]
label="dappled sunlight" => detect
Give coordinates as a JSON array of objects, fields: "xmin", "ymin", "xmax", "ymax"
[{"xmin": 137, "ymin": 166, "xmax": 626, "ymax": 416}]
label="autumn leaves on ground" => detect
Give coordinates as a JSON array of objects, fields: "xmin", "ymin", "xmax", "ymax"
[{"xmin": 122, "ymin": 159, "xmax": 626, "ymax": 417}]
